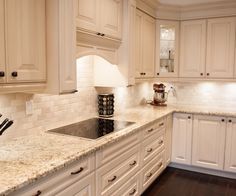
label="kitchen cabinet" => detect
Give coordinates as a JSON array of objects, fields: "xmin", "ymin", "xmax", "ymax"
[
  {"xmin": 179, "ymin": 20, "xmax": 207, "ymax": 78},
  {"xmin": 206, "ymin": 17, "xmax": 236, "ymax": 78},
  {"xmin": 135, "ymin": 9, "xmax": 155, "ymax": 78},
  {"xmin": 77, "ymin": 0, "xmax": 122, "ymax": 40},
  {"xmin": 6, "ymin": 0, "xmax": 46, "ymax": 83},
  {"xmin": 172, "ymin": 113, "xmax": 192, "ymax": 165},
  {"xmin": 225, "ymin": 117, "xmax": 236, "ymax": 173},
  {"xmin": 156, "ymin": 20, "xmax": 179, "ymax": 77},
  {"xmin": 192, "ymin": 115, "xmax": 226, "ymax": 170},
  {"xmin": 165, "ymin": 114, "xmax": 173, "ymax": 165},
  {"xmin": 46, "ymin": 0, "xmax": 77, "ymax": 94},
  {"xmin": 0, "ymin": 0, "xmax": 5, "ymax": 84}
]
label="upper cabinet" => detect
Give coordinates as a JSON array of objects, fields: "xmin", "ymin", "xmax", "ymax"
[
  {"xmin": 0, "ymin": 0, "xmax": 46, "ymax": 85},
  {"xmin": 0, "ymin": 0, "xmax": 5, "ymax": 84},
  {"xmin": 179, "ymin": 20, "xmax": 206, "ymax": 78},
  {"xmin": 135, "ymin": 9, "xmax": 155, "ymax": 78},
  {"xmin": 156, "ymin": 20, "xmax": 179, "ymax": 77},
  {"xmin": 206, "ymin": 17, "xmax": 236, "ymax": 79},
  {"xmin": 77, "ymin": 0, "xmax": 122, "ymax": 40}
]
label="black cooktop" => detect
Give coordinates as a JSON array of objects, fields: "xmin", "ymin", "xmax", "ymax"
[{"xmin": 48, "ymin": 118, "xmax": 135, "ymax": 139}]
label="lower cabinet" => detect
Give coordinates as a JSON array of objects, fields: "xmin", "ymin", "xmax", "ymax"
[
  {"xmin": 225, "ymin": 117, "xmax": 236, "ymax": 173},
  {"xmin": 192, "ymin": 115, "xmax": 226, "ymax": 170}
]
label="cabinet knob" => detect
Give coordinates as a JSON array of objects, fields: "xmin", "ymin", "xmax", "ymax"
[
  {"xmin": 11, "ymin": 71, "xmax": 18, "ymax": 77},
  {"xmin": 129, "ymin": 189, "xmax": 136, "ymax": 195},
  {"xmin": 71, "ymin": 167, "xmax": 83, "ymax": 175},
  {"xmin": 129, "ymin": 160, "xmax": 137, "ymax": 166},
  {"xmin": 200, "ymin": 73, "xmax": 203, "ymax": 76},
  {"xmin": 97, "ymin": 32, "xmax": 101, "ymax": 36},
  {"xmin": 101, "ymin": 33, "xmax": 105, "ymax": 36},
  {"xmin": 143, "ymin": 73, "xmax": 146, "ymax": 75},
  {"xmin": 188, "ymin": 116, "xmax": 191, "ymax": 119},
  {"xmin": 147, "ymin": 148, "xmax": 153, "ymax": 153},
  {"xmin": 140, "ymin": 72, "xmax": 143, "ymax": 75},
  {"xmin": 0, "ymin": 71, "xmax": 5, "ymax": 77},
  {"xmin": 33, "ymin": 190, "xmax": 42, "ymax": 196},
  {"xmin": 222, "ymin": 119, "xmax": 225, "ymax": 122},
  {"xmin": 108, "ymin": 175, "xmax": 117, "ymax": 183},
  {"xmin": 157, "ymin": 73, "xmax": 160, "ymax": 76},
  {"xmin": 207, "ymin": 73, "xmax": 210, "ymax": 76},
  {"xmin": 229, "ymin": 119, "xmax": 232, "ymax": 123}
]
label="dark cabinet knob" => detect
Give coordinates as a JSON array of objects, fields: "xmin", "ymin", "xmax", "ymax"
[
  {"xmin": 222, "ymin": 119, "xmax": 225, "ymax": 122},
  {"xmin": 33, "ymin": 190, "xmax": 42, "ymax": 196},
  {"xmin": 140, "ymin": 73, "xmax": 142, "ymax": 75},
  {"xmin": 229, "ymin": 120, "xmax": 232, "ymax": 123},
  {"xmin": 207, "ymin": 73, "xmax": 210, "ymax": 76},
  {"xmin": 157, "ymin": 73, "xmax": 160, "ymax": 76},
  {"xmin": 0, "ymin": 71, "xmax": 4, "ymax": 77},
  {"xmin": 143, "ymin": 73, "xmax": 146, "ymax": 75},
  {"xmin": 11, "ymin": 71, "xmax": 18, "ymax": 77},
  {"xmin": 188, "ymin": 116, "xmax": 191, "ymax": 119},
  {"xmin": 200, "ymin": 73, "xmax": 203, "ymax": 76},
  {"xmin": 97, "ymin": 32, "xmax": 101, "ymax": 36},
  {"xmin": 101, "ymin": 33, "xmax": 105, "ymax": 36}
]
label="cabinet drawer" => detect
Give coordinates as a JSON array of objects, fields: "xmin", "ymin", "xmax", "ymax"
[
  {"xmin": 142, "ymin": 129, "xmax": 165, "ymax": 166},
  {"xmin": 11, "ymin": 154, "xmax": 95, "ymax": 196},
  {"xmin": 141, "ymin": 150, "xmax": 165, "ymax": 193},
  {"xmin": 143, "ymin": 118, "xmax": 166, "ymax": 139},
  {"xmin": 96, "ymin": 132, "xmax": 140, "ymax": 168},
  {"xmin": 96, "ymin": 145, "xmax": 141, "ymax": 196},
  {"xmin": 110, "ymin": 173, "xmax": 140, "ymax": 196}
]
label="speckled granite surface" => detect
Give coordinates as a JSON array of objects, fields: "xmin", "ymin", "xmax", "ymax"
[{"xmin": 1, "ymin": 104, "xmax": 236, "ymax": 195}]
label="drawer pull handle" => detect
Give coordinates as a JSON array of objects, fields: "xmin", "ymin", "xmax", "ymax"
[
  {"xmin": 159, "ymin": 122, "xmax": 164, "ymax": 127},
  {"xmin": 158, "ymin": 140, "xmax": 163, "ymax": 145},
  {"xmin": 129, "ymin": 160, "xmax": 137, "ymax": 166},
  {"xmin": 147, "ymin": 148, "xmax": 153, "ymax": 153},
  {"xmin": 129, "ymin": 189, "xmax": 136, "ymax": 195},
  {"xmin": 147, "ymin": 173, "xmax": 153, "ymax": 178},
  {"xmin": 108, "ymin": 175, "xmax": 117, "ymax": 183},
  {"xmin": 147, "ymin": 128, "xmax": 154, "ymax": 133},
  {"xmin": 33, "ymin": 190, "xmax": 42, "ymax": 196},
  {"xmin": 71, "ymin": 167, "xmax": 84, "ymax": 175},
  {"xmin": 158, "ymin": 162, "xmax": 163, "ymax": 167}
]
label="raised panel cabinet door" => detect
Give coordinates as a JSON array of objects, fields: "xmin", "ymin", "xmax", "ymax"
[
  {"xmin": 180, "ymin": 20, "xmax": 206, "ymax": 78},
  {"xmin": 135, "ymin": 10, "xmax": 143, "ymax": 78},
  {"xmin": 206, "ymin": 17, "xmax": 236, "ymax": 78},
  {"xmin": 224, "ymin": 118, "xmax": 236, "ymax": 173},
  {"xmin": 141, "ymin": 13, "xmax": 155, "ymax": 78},
  {"xmin": 0, "ymin": 0, "xmax": 5, "ymax": 83},
  {"xmin": 192, "ymin": 115, "xmax": 226, "ymax": 170},
  {"xmin": 56, "ymin": 173, "xmax": 95, "ymax": 196},
  {"xmin": 76, "ymin": 0, "xmax": 99, "ymax": 33},
  {"xmin": 172, "ymin": 113, "xmax": 193, "ymax": 165},
  {"xmin": 100, "ymin": 0, "xmax": 122, "ymax": 39},
  {"xmin": 6, "ymin": 0, "xmax": 46, "ymax": 83}
]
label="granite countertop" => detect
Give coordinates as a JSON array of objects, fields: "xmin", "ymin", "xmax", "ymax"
[{"xmin": 1, "ymin": 104, "xmax": 236, "ymax": 195}]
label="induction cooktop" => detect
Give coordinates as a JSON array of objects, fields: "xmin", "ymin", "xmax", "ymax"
[{"xmin": 48, "ymin": 118, "xmax": 135, "ymax": 139}]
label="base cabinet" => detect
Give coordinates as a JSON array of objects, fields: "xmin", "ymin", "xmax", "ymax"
[
  {"xmin": 192, "ymin": 115, "xmax": 226, "ymax": 170},
  {"xmin": 225, "ymin": 117, "xmax": 236, "ymax": 173}
]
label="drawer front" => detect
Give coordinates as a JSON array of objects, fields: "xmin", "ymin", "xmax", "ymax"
[
  {"xmin": 96, "ymin": 145, "xmax": 141, "ymax": 196},
  {"xmin": 141, "ymin": 150, "xmax": 165, "ymax": 193},
  {"xmin": 96, "ymin": 132, "xmax": 140, "ymax": 168},
  {"xmin": 142, "ymin": 129, "xmax": 165, "ymax": 166},
  {"xmin": 11, "ymin": 154, "xmax": 95, "ymax": 196},
  {"xmin": 143, "ymin": 118, "xmax": 166, "ymax": 139},
  {"xmin": 110, "ymin": 173, "xmax": 140, "ymax": 196}
]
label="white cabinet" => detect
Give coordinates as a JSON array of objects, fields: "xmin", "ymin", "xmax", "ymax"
[
  {"xmin": 156, "ymin": 20, "xmax": 179, "ymax": 77},
  {"xmin": 192, "ymin": 115, "xmax": 226, "ymax": 170},
  {"xmin": 56, "ymin": 173, "xmax": 95, "ymax": 196},
  {"xmin": 225, "ymin": 118, "xmax": 236, "ymax": 173},
  {"xmin": 206, "ymin": 17, "xmax": 236, "ymax": 78},
  {"xmin": 172, "ymin": 113, "xmax": 192, "ymax": 165},
  {"xmin": 6, "ymin": 0, "xmax": 46, "ymax": 83},
  {"xmin": 135, "ymin": 9, "xmax": 155, "ymax": 78},
  {"xmin": 0, "ymin": 0, "xmax": 5, "ymax": 84},
  {"xmin": 180, "ymin": 20, "xmax": 206, "ymax": 78},
  {"xmin": 165, "ymin": 114, "xmax": 173, "ymax": 165},
  {"xmin": 77, "ymin": 0, "xmax": 122, "ymax": 40}
]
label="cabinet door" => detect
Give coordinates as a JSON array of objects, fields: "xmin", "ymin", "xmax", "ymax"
[
  {"xmin": 165, "ymin": 114, "xmax": 173, "ymax": 165},
  {"xmin": 0, "ymin": 0, "xmax": 5, "ymax": 83},
  {"xmin": 6, "ymin": 0, "xmax": 46, "ymax": 83},
  {"xmin": 76, "ymin": 0, "xmax": 99, "ymax": 33},
  {"xmin": 142, "ymin": 13, "xmax": 155, "ymax": 78},
  {"xmin": 100, "ymin": 0, "xmax": 122, "ymax": 39},
  {"xmin": 192, "ymin": 115, "xmax": 226, "ymax": 170},
  {"xmin": 56, "ymin": 173, "xmax": 95, "ymax": 196},
  {"xmin": 206, "ymin": 17, "xmax": 236, "ymax": 78},
  {"xmin": 180, "ymin": 20, "xmax": 206, "ymax": 78},
  {"xmin": 135, "ymin": 10, "xmax": 143, "ymax": 78},
  {"xmin": 225, "ymin": 118, "xmax": 236, "ymax": 173},
  {"xmin": 172, "ymin": 113, "xmax": 193, "ymax": 165}
]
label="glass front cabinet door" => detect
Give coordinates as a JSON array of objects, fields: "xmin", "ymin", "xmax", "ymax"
[{"xmin": 156, "ymin": 20, "xmax": 179, "ymax": 77}]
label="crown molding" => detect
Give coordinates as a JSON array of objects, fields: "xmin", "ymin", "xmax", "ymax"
[{"xmin": 156, "ymin": 0, "xmax": 236, "ymax": 20}]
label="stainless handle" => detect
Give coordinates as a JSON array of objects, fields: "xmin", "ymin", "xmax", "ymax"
[
  {"xmin": 147, "ymin": 128, "xmax": 154, "ymax": 133},
  {"xmin": 71, "ymin": 167, "xmax": 83, "ymax": 175},
  {"xmin": 33, "ymin": 190, "xmax": 42, "ymax": 196},
  {"xmin": 129, "ymin": 160, "xmax": 137, "ymax": 166},
  {"xmin": 147, "ymin": 173, "xmax": 152, "ymax": 178},
  {"xmin": 129, "ymin": 189, "xmax": 136, "ymax": 195},
  {"xmin": 147, "ymin": 148, "xmax": 153, "ymax": 153},
  {"xmin": 108, "ymin": 175, "xmax": 117, "ymax": 183}
]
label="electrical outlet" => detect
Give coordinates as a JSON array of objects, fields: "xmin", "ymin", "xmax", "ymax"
[{"xmin": 26, "ymin": 100, "xmax": 33, "ymax": 115}]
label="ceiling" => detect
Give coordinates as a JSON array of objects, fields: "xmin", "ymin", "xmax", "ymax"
[{"xmin": 158, "ymin": 0, "xmax": 231, "ymax": 6}]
